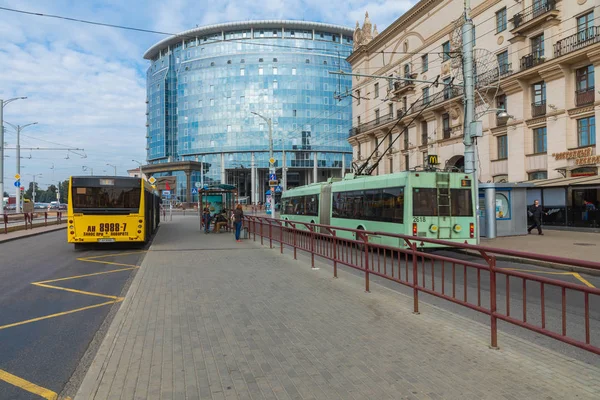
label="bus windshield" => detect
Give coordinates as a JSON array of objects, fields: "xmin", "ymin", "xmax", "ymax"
[
  {"xmin": 72, "ymin": 186, "xmax": 141, "ymax": 212},
  {"xmin": 413, "ymin": 188, "xmax": 472, "ymax": 217}
]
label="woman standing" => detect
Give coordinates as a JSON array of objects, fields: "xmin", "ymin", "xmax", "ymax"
[{"xmin": 233, "ymin": 204, "xmax": 244, "ymax": 242}]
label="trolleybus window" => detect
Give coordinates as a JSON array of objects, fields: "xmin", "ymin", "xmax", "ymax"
[
  {"xmin": 72, "ymin": 186, "xmax": 141, "ymax": 211},
  {"xmin": 332, "ymin": 187, "xmax": 404, "ymax": 223},
  {"xmin": 413, "ymin": 188, "xmax": 438, "ymax": 216},
  {"xmin": 413, "ymin": 188, "xmax": 473, "ymax": 217},
  {"xmin": 282, "ymin": 195, "xmax": 319, "ymax": 216},
  {"xmin": 450, "ymin": 189, "xmax": 473, "ymax": 216}
]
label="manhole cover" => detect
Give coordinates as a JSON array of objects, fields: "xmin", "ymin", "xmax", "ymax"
[{"xmin": 574, "ymin": 243, "xmax": 596, "ymax": 246}]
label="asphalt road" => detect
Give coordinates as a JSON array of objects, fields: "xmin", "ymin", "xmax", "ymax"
[
  {"xmin": 259, "ymin": 226, "xmax": 600, "ymax": 366},
  {"xmin": 0, "ymin": 229, "xmax": 148, "ymax": 399}
]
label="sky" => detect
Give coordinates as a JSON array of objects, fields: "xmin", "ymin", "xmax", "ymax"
[{"xmin": 0, "ymin": 0, "xmax": 417, "ymax": 191}]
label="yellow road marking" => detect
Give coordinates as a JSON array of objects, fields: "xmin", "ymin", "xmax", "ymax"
[
  {"xmin": 0, "ymin": 300, "xmax": 120, "ymax": 331},
  {"xmin": 572, "ymin": 273, "xmax": 596, "ymax": 288},
  {"xmin": 502, "ymin": 268, "xmax": 596, "ymax": 288},
  {"xmin": 76, "ymin": 258, "xmax": 139, "ymax": 268},
  {"xmin": 33, "ymin": 267, "xmax": 139, "ymax": 284},
  {"xmin": 0, "ymin": 368, "xmax": 58, "ymax": 400},
  {"xmin": 31, "ymin": 283, "xmax": 122, "ymax": 300},
  {"xmin": 76, "ymin": 250, "xmax": 147, "ymax": 261},
  {"xmin": 502, "ymin": 268, "xmax": 571, "ymax": 275}
]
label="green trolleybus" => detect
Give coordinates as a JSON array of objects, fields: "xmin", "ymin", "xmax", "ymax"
[{"xmin": 280, "ymin": 171, "xmax": 476, "ymax": 248}]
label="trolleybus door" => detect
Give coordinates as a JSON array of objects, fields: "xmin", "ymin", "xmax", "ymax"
[{"xmin": 435, "ymin": 173, "xmax": 452, "ymax": 239}]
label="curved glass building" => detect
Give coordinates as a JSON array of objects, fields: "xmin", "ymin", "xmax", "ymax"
[{"xmin": 144, "ymin": 20, "xmax": 354, "ymax": 204}]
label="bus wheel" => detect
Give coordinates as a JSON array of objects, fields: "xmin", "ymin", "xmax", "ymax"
[{"xmin": 354, "ymin": 227, "xmax": 366, "ymax": 251}]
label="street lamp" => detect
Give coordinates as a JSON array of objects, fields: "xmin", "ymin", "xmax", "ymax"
[
  {"xmin": 106, "ymin": 163, "xmax": 117, "ymax": 176},
  {"xmin": 4, "ymin": 121, "xmax": 37, "ymax": 213},
  {"xmin": 27, "ymin": 173, "xmax": 42, "ymax": 204},
  {"xmin": 132, "ymin": 159, "xmax": 144, "ymax": 179},
  {"xmin": 0, "ymin": 96, "xmax": 27, "ymax": 213},
  {"xmin": 82, "ymin": 165, "xmax": 93, "ymax": 176},
  {"xmin": 251, "ymin": 111, "xmax": 276, "ymax": 219}
]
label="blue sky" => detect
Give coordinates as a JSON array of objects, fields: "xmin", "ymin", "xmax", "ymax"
[{"xmin": 0, "ymin": 0, "xmax": 416, "ymax": 190}]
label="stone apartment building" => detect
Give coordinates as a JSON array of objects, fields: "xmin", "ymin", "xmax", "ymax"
[{"xmin": 348, "ymin": 0, "xmax": 598, "ymax": 183}]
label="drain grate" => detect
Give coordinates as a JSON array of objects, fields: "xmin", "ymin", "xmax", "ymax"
[{"xmin": 573, "ymin": 243, "xmax": 596, "ymax": 246}]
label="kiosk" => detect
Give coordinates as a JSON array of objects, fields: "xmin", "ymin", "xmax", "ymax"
[{"xmin": 479, "ymin": 182, "xmax": 533, "ymax": 238}]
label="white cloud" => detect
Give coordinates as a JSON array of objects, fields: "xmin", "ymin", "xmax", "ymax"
[{"xmin": 0, "ymin": 0, "xmax": 417, "ymax": 190}]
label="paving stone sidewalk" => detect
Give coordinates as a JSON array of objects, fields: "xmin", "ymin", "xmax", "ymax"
[{"xmin": 76, "ymin": 215, "xmax": 599, "ymax": 400}]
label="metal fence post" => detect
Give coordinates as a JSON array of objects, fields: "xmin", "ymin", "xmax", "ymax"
[
  {"xmin": 411, "ymin": 242, "xmax": 420, "ymax": 314},
  {"xmin": 332, "ymin": 230, "xmax": 338, "ymax": 278},
  {"xmin": 293, "ymin": 223, "xmax": 297, "ymax": 260},
  {"xmin": 260, "ymin": 219, "xmax": 264, "ymax": 246},
  {"xmin": 279, "ymin": 221, "xmax": 283, "ymax": 254},
  {"xmin": 269, "ymin": 220, "xmax": 273, "ymax": 249},
  {"xmin": 310, "ymin": 226, "xmax": 317, "ymax": 269},
  {"xmin": 44, "ymin": 212, "xmax": 48, "ymax": 227},
  {"xmin": 489, "ymin": 255, "xmax": 499, "ymax": 349},
  {"xmin": 362, "ymin": 233, "xmax": 370, "ymax": 292}
]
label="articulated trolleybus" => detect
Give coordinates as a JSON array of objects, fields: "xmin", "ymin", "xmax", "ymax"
[
  {"xmin": 67, "ymin": 176, "xmax": 160, "ymax": 248},
  {"xmin": 280, "ymin": 170, "xmax": 477, "ymax": 249}
]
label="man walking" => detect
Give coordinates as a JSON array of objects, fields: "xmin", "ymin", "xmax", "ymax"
[
  {"xmin": 233, "ymin": 204, "xmax": 244, "ymax": 242},
  {"xmin": 528, "ymin": 200, "xmax": 547, "ymax": 235}
]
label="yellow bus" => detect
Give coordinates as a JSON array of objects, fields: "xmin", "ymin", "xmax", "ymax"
[{"xmin": 67, "ymin": 176, "xmax": 160, "ymax": 248}]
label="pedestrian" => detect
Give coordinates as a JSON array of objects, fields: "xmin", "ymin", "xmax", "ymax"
[
  {"xmin": 202, "ymin": 204, "xmax": 211, "ymax": 234},
  {"xmin": 527, "ymin": 199, "xmax": 547, "ymax": 235},
  {"xmin": 233, "ymin": 203, "xmax": 244, "ymax": 242}
]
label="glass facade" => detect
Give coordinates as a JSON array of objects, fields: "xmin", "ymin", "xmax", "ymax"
[{"xmin": 144, "ymin": 21, "xmax": 354, "ymax": 202}]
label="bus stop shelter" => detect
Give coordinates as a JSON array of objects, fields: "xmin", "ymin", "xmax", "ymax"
[{"xmin": 199, "ymin": 184, "xmax": 238, "ymax": 230}]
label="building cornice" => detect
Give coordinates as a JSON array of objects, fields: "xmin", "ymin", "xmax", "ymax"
[{"xmin": 567, "ymin": 105, "xmax": 597, "ymax": 117}]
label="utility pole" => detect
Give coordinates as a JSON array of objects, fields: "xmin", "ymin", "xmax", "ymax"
[
  {"xmin": 252, "ymin": 111, "xmax": 276, "ymax": 219},
  {"xmin": 29, "ymin": 174, "xmax": 42, "ymax": 204},
  {"xmin": 462, "ymin": 0, "xmax": 481, "ymax": 243},
  {"xmin": 5, "ymin": 122, "xmax": 37, "ymax": 213},
  {"xmin": 0, "ymin": 96, "xmax": 27, "ymax": 214}
]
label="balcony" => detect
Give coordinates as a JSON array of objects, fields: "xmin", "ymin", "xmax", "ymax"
[
  {"xmin": 348, "ymin": 113, "xmax": 395, "ymax": 137},
  {"xmin": 511, "ymin": 0, "xmax": 559, "ymax": 35},
  {"xmin": 476, "ymin": 63, "xmax": 513, "ymax": 88},
  {"xmin": 390, "ymin": 74, "xmax": 417, "ymax": 99},
  {"xmin": 575, "ymin": 87, "xmax": 595, "ymax": 107},
  {"xmin": 531, "ymin": 100, "xmax": 547, "ymax": 118},
  {"xmin": 442, "ymin": 127, "xmax": 452, "ymax": 139},
  {"xmin": 554, "ymin": 26, "xmax": 600, "ymax": 58},
  {"xmin": 520, "ymin": 51, "xmax": 545, "ymax": 71}
]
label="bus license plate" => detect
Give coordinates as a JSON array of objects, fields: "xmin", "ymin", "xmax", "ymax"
[{"xmin": 98, "ymin": 238, "xmax": 116, "ymax": 243}]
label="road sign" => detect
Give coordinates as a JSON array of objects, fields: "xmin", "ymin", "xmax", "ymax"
[
  {"xmin": 275, "ymin": 185, "xmax": 282, "ymax": 193},
  {"xmin": 162, "ymin": 190, "xmax": 171, "ymax": 199},
  {"xmin": 14, "ymin": 181, "xmax": 20, "ymax": 188},
  {"xmin": 14, "ymin": 174, "xmax": 20, "ymax": 180},
  {"xmin": 269, "ymin": 173, "xmax": 277, "ymax": 181},
  {"xmin": 269, "ymin": 157, "xmax": 275, "ymax": 165},
  {"xmin": 148, "ymin": 176, "xmax": 156, "ymax": 184},
  {"xmin": 191, "ymin": 188, "xmax": 198, "ymax": 194},
  {"xmin": 195, "ymin": 182, "xmax": 202, "ymax": 188},
  {"xmin": 203, "ymin": 184, "xmax": 209, "ymax": 190},
  {"xmin": 268, "ymin": 180, "xmax": 278, "ymax": 187}
]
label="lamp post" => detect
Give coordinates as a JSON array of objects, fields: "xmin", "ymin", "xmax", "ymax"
[
  {"xmin": 0, "ymin": 96, "xmax": 27, "ymax": 214},
  {"xmin": 4, "ymin": 121, "xmax": 37, "ymax": 213},
  {"xmin": 251, "ymin": 111, "xmax": 276, "ymax": 219},
  {"xmin": 132, "ymin": 159, "xmax": 145, "ymax": 180},
  {"xmin": 106, "ymin": 163, "xmax": 117, "ymax": 176},
  {"xmin": 82, "ymin": 166, "xmax": 93, "ymax": 176}
]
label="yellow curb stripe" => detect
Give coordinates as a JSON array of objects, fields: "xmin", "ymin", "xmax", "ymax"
[
  {"xmin": 33, "ymin": 267, "xmax": 138, "ymax": 284},
  {"xmin": 0, "ymin": 300, "xmax": 120, "ymax": 331},
  {"xmin": 572, "ymin": 273, "xmax": 596, "ymax": 288},
  {"xmin": 0, "ymin": 368, "xmax": 58, "ymax": 400},
  {"xmin": 31, "ymin": 283, "xmax": 120, "ymax": 300},
  {"xmin": 76, "ymin": 258, "xmax": 139, "ymax": 268}
]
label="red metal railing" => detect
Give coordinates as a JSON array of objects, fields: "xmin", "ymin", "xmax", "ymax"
[
  {"xmin": 245, "ymin": 216, "xmax": 600, "ymax": 355},
  {"xmin": 2, "ymin": 212, "xmax": 64, "ymax": 234}
]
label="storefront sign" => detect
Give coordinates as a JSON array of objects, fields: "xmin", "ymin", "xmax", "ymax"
[
  {"xmin": 552, "ymin": 147, "xmax": 592, "ymax": 160},
  {"xmin": 574, "ymin": 155, "xmax": 600, "ymax": 165}
]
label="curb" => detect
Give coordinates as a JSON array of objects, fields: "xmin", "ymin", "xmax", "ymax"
[
  {"xmin": 451, "ymin": 249, "xmax": 600, "ymax": 277},
  {"xmin": 0, "ymin": 225, "xmax": 66, "ymax": 244}
]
